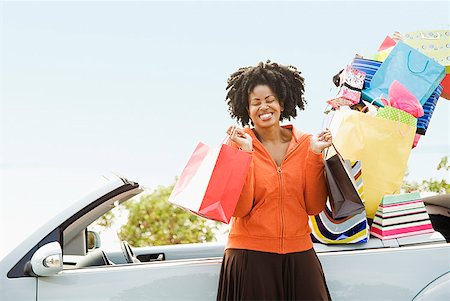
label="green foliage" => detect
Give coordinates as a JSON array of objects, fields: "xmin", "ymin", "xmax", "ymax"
[
  {"xmin": 437, "ymin": 156, "xmax": 449, "ymax": 171},
  {"xmin": 403, "ymin": 156, "xmax": 450, "ymax": 194},
  {"xmin": 94, "ymin": 210, "xmax": 116, "ymax": 232},
  {"xmin": 118, "ymin": 183, "xmax": 221, "ymax": 247}
]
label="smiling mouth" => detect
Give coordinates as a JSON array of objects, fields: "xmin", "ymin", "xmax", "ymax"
[{"xmin": 259, "ymin": 113, "xmax": 273, "ymax": 121}]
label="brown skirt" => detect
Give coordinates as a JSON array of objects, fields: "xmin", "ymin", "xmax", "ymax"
[{"xmin": 217, "ymin": 248, "xmax": 331, "ymax": 301}]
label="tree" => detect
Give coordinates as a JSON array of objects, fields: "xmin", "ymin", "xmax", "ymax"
[
  {"xmin": 94, "ymin": 210, "xmax": 116, "ymax": 232},
  {"xmin": 403, "ymin": 156, "xmax": 450, "ymax": 193},
  {"xmin": 118, "ymin": 183, "xmax": 222, "ymax": 247}
]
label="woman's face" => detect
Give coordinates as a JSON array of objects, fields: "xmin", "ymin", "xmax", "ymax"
[{"xmin": 248, "ymin": 85, "xmax": 283, "ymax": 129}]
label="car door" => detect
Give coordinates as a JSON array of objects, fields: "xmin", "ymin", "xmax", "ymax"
[
  {"xmin": 2, "ymin": 175, "xmax": 142, "ymax": 301},
  {"xmin": 34, "ymin": 175, "xmax": 222, "ymax": 300},
  {"xmin": 37, "ymin": 258, "xmax": 222, "ymax": 300},
  {"xmin": 316, "ymin": 241, "xmax": 450, "ymax": 301}
]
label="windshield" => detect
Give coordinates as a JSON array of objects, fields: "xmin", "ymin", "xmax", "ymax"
[{"xmin": 0, "ymin": 168, "xmax": 113, "ymax": 260}]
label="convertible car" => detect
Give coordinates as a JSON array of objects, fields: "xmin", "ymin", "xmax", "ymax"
[{"xmin": 1, "ymin": 174, "xmax": 449, "ymax": 300}]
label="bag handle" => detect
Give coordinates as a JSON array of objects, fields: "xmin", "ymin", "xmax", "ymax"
[
  {"xmin": 420, "ymin": 32, "xmax": 441, "ymax": 40},
  {"xmin": 324, "ymin": 143, "xmax": 343, "ymax": 160},
  {"xmin": 407, "ymin": 51, "xmax": 429, "ymax": 74},
  {"xmin": 223, "ymin": 125, "xmax": 250, "ymax": 147},
  {"xmin": 324, "ymin": 143, "xmax": 357, "ymax": 187},
  {"xmin": 395, "ymin": 110, "xmax": 413, "ymax": 137},
  {"xmin": 361, "ymin": 96, "xmax": 384, "ymax": 112},
  {"xmin": 222, "ymin": 126, "xmax": 236, "ymax": 145},
  {"xmin": 378, "ymin": 105, "xmax": 413, "ymax": 137}
]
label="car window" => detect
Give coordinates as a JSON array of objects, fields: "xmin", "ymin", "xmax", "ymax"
[
  {"xmin": 62, "ymin": 196, "xmax": 133, "ymax": 270},
  {"xmin": 62, "ymin": 190, "xmax": 225, "ymax": 269}
]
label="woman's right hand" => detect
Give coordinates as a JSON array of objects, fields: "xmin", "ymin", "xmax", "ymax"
[{"xmin": 227, "ymin": 126, "xmax": 253, "ymax": 152}]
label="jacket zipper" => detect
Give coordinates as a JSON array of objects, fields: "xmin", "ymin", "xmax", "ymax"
[
  {"xmin": 277, "ymin": 144, "xmax": 303, "ymax": 253},
  {"xmin": 254, "ymin": 143, "xmax": 285, "ymax": 253},
  {"xmin": 277, "ymin": 166, "xmax": 284, "ymax": 253},
  {"xmin": 251, "ymin": 132, "xmax": 304, "ymax": 253}
]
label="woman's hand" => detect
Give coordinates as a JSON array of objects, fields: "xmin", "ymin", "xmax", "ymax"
[
  {"xmin": 310, "ymin": 129, "xmax": 332, "ymax": 154},
  {"xmin": 227, "ymin": 126, "xmax": 253, "ymax": 152}
]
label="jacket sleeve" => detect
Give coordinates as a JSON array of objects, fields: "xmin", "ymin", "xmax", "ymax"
[
  {"xmin": 304, "ymin": 141, "xmax": 328, "ymax": 216},
  {"xmin": 232, "ymin": 154, "xmax": 254, "ymax": 217}
]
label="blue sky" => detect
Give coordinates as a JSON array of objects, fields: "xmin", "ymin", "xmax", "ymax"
[{"xmin": 1, "ymin": 1, "xmax": 449, "ymax": 229}]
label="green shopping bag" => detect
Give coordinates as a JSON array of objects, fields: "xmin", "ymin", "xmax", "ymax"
[{"xmin": 376, "ymin": 106, "xmax": 417, "ymax": 127}]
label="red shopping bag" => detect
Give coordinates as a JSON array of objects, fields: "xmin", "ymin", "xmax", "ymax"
[
  {"xmin": 168, "ymin": 142, "xmax": 252, "ymax": 223},
  {"xmin": 441, "ymin": 74, "xmax": 450, "ymax": 100}
]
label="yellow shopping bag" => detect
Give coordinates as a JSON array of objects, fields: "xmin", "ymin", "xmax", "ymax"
[
  {"xmin": 373, "ymin": 30, "xmax": 449, "ymax": 73},
  {"xmin": 404, "ymin": 30, "xmax": 450, "ymax": 74},
  {"xmin": 327, "ymin": 110, "xmax": 415, "ymax": 219}
]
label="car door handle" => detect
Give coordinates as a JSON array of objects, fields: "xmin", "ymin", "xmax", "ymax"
[
  {"xmin": 153, "ymin": 254, "xmax": 164, "ymax": 261},
  {"xmin": 136, "ymin": 253, "xmax": 165, "ymax": 262}
]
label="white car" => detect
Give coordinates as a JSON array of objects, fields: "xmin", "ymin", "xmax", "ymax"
[{"xmin": 1, "ymin": 174, "xmax": 449, "ymax": 300}]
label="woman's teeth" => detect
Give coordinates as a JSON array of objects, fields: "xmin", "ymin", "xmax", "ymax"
[{"xmin": 259, "ymin": 113, "xmax": 273, "ymax": 121}]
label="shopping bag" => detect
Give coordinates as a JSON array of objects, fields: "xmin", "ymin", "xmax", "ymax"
[
  {"xmin": 404, "ymin": 30, "xmax": 450, "ymax": 74},
  {"xmin": 378, "ymin": 35, "xmax": 397, "ymax": 52},
  {"xmin": 354, "ymin": 56, "xmax": 443, "ymax": 134},
  {"xmin": 412, "ymin": 134, "xmax": 421, "ymax": 148},
  {"xmin": 373, "ymin": 35, "xmax": 397, "ymax": 62},
  {"xmin": 440, "ymin": 74, "xmax": 450, "ymax": 100},
  {"xmin": 310, "ymin": 160, "xmax": 369, "ymax": 244},
  {"xmin": 327, "ymin": 65, "xmax": 366, "ymax": 109},
  {"xmin": 376, "ymin": 106, "xmax": 417, "ymax": 127},
  {"xmin": 324, "ymin": 146, "xmax": 365, "ymax": 219},
  {"xmin": 370, "ymin": 192, "xmax": 434, "ymax": 239},
  {"xmin": 351, "ymin": 57, "xmax": 382, "ymax": 90},
  {"xmin": 168, "ymin": 142, "xmax": 252, "ymax": 223},
  {"xmin": 362, "ymin": 41, "xmax": 446, "ymax": 106},
  {"xmin": 328, "ymin": 109, "xmax": 415, "ymax": 219},
  {"xmin": 381, "ymin": 80, "xmax": 424, "ymax": 118},
  {"xmin": 310, "ymin": 207, "xmax": 369, "ymax": 244},
  {"xmin": 417, "ymin": 84, "xmax": 442, "ymax": 135}
]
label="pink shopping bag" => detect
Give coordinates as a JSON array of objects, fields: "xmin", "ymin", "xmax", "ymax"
[
  {"xmin": 327, "ymin": 65, "xmax": 366, "ymax": 109},
  {"xmin": 168, "ymin": 142, "xmax": 252, "ymax": 223}
]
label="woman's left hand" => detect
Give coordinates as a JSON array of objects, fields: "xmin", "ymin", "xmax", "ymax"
[{"xmin": 310, "ymin": 129, "xmax": 332, "ymax": 154}]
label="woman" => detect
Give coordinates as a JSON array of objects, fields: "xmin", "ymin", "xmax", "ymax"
[{"xmin": 217, "ymin": 61, "xmax": 332, "ymax": 301}]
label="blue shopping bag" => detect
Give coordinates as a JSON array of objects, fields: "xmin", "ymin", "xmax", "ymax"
[
  {"xmin": 417, "ymin": 84, "xmax": 442, "ymax": 135},
  {"xmin": 362, "ymin": 41, "xmax": 445, "ymax": 106}
]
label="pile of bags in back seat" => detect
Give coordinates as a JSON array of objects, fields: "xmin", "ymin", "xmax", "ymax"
[{"xmin": 309, "ymin": 30, "xmax": 449, "ymax": 244}]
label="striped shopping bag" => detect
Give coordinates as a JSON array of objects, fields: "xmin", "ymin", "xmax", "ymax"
[
  {"xmin": 417, "ymin": 84, "xmax": 442, "ymax": 135},
  {"xmin": 351, "ymin": 57, "xmax": 382, "ymax": 90},
  {"xmin": 310, "ymin": 160, "xmax": 369, "ymax": 244},
  {"xmin": 370, "ymin": 192, "xmax": 434, "ymax": 240}
]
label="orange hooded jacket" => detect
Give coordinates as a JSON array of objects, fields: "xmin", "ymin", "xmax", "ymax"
[{"xmin": 227, "ymin": 125, "xmax": 327, "ymax": 254}]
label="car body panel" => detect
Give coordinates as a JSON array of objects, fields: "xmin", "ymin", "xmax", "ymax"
[
  {"xmin": 0, "ymin": 175, "xmax": 140, "ymax": 300},
  {"xmin": 38, "ymin": 259, "xmax": 222, "ymax": 301},
  {"xmin": 1, "ymin": 175, "xmax": 449, "ymax": 301},
  {"xmin": 36, "ymin": 243, "xmax": 450, "ymax": 301},
  {"xmin": 412, "ymin": 271, "xmax": 450, "ymax": 301},
  {"xmin": 0, "ymin": 277, "xmax": 36, "ymax": 301},
  {"xmin": 320, "ymin": 244, "xmax": 450, "ymax": 300}
]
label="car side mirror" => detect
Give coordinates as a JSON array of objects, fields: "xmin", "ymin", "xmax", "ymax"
[
  {"xmin": 87, "ymin": 230, "xmax": 101, "ymax": 250},
  {"xmin": 30, "ymin": 242, "xmax": 63, "ymax": 276}
]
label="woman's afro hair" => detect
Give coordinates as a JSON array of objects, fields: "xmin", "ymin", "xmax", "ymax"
[{"xmin": 225, "ymin": 60, "xmax": 306, "ymax": 126}]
